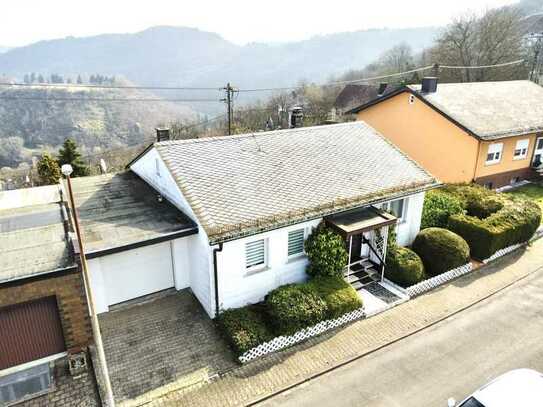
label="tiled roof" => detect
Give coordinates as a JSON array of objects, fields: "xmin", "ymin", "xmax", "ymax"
[
  {"xmin": 154, "ymin": 122, "xmax": 438, "ymax": 242},
  {"xmin": 69, "ymin": 172, "xmax": 197, "ymax": 255},
  {"xmin": 335, "ymin": 83, "xmax": 399, "ymax": 113},
  {"xmin": 409, "ymin": 80, "xmax": 543, "ymax": 140},
  {"xmin": 0, "ymin": 187, "xmax": 74, "ymax": 283}
]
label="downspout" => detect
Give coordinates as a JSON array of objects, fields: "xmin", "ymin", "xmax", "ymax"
[
  {"xmin": 473, "ymin": 140, "xmax": 482, "ymax": 183},
  {"xmin": 212, "ymin": 243, "xmax": 223, "ymax": 317}
]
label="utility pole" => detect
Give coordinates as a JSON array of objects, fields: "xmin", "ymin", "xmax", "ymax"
[
  {"xmin": 61, "ymin": 164, "xmax": 116, "ymax": 407},
  {"xmin": 222, "ymin": 83, "xmax": 236, "ymax": 135}
]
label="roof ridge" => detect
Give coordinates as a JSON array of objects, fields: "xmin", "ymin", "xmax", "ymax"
[{"xmin": 155, "ymin": 121, "xmax": 364, "ymax": 146}]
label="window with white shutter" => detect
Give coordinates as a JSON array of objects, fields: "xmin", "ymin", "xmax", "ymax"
[
  {"xmin": 288, "ymin": 229, "xmax": 305, "ymax": 257},
  {"xmin": 513, "ymin": 139, "xmax": 529, "ymax": 160},
  {"xmin": 245, "ymin": 239, "xmax": 266, "ymax": 270},
  {"xmin": 485, "ymin": 143, "xmax": 503, "ymax": 165}
]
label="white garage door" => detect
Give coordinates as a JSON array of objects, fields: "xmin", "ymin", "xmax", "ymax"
[{"xmin": 101, "ymin": 242, "xmax": 174, "ymax": 306}]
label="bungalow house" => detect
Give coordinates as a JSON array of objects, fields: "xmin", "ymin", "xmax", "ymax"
[
  {"xmin": 73, "ymin": 121, "xmax": 438, "ymax": 318},
  {"xmin": 348, "ymin": 79, "xmax": 543, "ymax": 189},
  {"xmin": 0, "ymin": 185, "xmax": 93, "ymax": 405}
]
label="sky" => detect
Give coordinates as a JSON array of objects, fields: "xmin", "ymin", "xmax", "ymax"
[{"xmin": 0, "ymin": 0, "xmax": 520, "ymax": 47}]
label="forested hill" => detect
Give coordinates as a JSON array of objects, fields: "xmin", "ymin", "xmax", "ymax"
[
  {"xmin": 0, "ymin": 85, "xmax": 195, "ymax": 168},
  {"xmin": 0, "ymin": 26, "xmax": 439, "ymax": 89}
]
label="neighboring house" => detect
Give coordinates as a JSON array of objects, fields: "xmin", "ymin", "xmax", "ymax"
[
  {"xmin": 348, "ymin": 79, "xmax": 543, "ymax": 189},
  {"xmin": 116, "ymin": 122, "xmax": 438, "ymax": 318},
  {"xmin": 334, "ymin": 83, "xmax": 399, "ymax": 115},
  {"xmin": 0, "ymin": 186, "xmax": 93, "ymax": 405}
]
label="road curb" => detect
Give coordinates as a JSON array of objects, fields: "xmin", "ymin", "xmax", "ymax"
[{"xmin": 245, "ymin": 258, "xmax": 543, "ymax": 406}]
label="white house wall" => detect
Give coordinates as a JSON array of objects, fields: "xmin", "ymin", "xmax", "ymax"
[
  {"xmin": 130, "ymin": 148, "xmax": 214, "ymax": 317},
  {"xmin": 217, "ymin": 219, "xmax": 322, "ymax": 311},
  {"xmin": 394, "ymin": 192, "xmax": 425, "ymax": 246}
]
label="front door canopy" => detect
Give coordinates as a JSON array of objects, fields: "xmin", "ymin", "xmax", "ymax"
[{"xmin": 325, "ymin": 206, "xmax": 397, "ymax": 238}]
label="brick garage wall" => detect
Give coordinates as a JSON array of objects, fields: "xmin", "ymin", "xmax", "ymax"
[
  {"xmin": 475, "ymin": 167, "xmax": 537, "ymax": 189},
  {"xmin": 0, "ymin": 269, "xmax": 92, "ymax": 353}
]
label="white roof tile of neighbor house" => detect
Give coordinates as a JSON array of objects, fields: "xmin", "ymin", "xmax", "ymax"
[
  {"xmin": 153, "ymin": 121, "xmax": 438, "ymax": 242},
  {"xmin": 409, "ymin": 80, "xmax": 543, "ymax": 140}
]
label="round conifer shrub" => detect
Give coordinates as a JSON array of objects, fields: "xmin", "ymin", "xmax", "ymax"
[
  {"xmin": 412, "ymin": 227, "xmax": 470, "ymax": 276},
  {"xmin": 305, "ymin": 223, "xmax": 348, "ymax": 278},
  {"xmin": 385, "ymin": 247, "xmax": 425, "ymax": 287}
]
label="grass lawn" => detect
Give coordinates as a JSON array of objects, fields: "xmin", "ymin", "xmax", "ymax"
[{"xmin": 506, "ymin": 184, "xmax": 543, "ymax": 222}]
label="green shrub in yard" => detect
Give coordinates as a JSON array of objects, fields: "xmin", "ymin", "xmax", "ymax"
[
  {"xmin": 217, "ymin": 305, "xmax": 273, "ymax": 356},
  {"xmin": 306, "ymin": 276, "xmax": 362, "ymax": 319},
  {"xmin": 266, "ymin": 284, "xmax": 327, "ymax": 335},
  {"xmin": 421, "ymin": 189, "xmax": 464, "ymax": 229},
  {"xmin": 449, "ymin": 198, "xmax": 541, "ymax": 260},
  {"xmin": 305, "ymin": 222, "xmax": 348, "ymax": 278},
  {"xmin": 412, "ymin": 227, "xmax": 470, "ymax": 277},
  {"xmin": 385, "ymin": 246, "xmax": 425, "ymax": 287}
]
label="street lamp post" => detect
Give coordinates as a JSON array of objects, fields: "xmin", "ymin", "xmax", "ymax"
[{"xmin": 62, "ymin": 164, "xmax": 115, "ymax": 407}]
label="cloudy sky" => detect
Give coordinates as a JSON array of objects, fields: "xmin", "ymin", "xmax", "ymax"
[{"xmin": 1, "ymin": 0, "xmax": 519, "ymax": 47}]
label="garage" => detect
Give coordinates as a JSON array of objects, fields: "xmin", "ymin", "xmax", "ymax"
[
  {"xmin": 0, "ymin": 297, "xmax": 65, "ymax": 370},
  {"xmin": 97, "ymin": 242, "xmax": 175, "ymax": 309}
]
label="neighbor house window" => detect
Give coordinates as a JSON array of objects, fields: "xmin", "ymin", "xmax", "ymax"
[
  {"xmin": 513, "ymin": 139, "xmax": 529, "ymax": 160},
  {"xmin": 288, "ymin": 229, "xmax": 305, "ymax": 257},
  {"xmin": 245, "ymin": 239, "xmax": 266, "ymax": 270},
  {"xmin": 0, "ymin": 362, "xmax": 52, "ymax": 405},
  {"xmin": 485, "ymin": 143, "xmax": 503, "ymax": 165},
  {"xmin": 388, "ymin": 199, "xmax": 407, "ymax": 222}
]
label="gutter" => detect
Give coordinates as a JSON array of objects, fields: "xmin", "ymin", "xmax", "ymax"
[{"xmin": 212, "ymin": 243, "xmax": 223, "ymax": 317}]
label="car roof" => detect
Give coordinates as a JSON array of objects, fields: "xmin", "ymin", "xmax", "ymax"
[{"xmin": 472, "ymin": 369, "xmax": 543, "ymax": 406}]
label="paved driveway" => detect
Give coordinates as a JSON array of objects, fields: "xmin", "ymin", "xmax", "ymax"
[
  {"xmin": 99, "ymin": 289, "xmax": 235, "ymax": 403},
  {"xmin": 261, "ymin": 269, "xmax": 543, "ymax": 406}
]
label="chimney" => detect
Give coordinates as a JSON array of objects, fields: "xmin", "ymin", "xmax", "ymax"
[
  {"xmin": 377, "ymin": 82, "xmax": 388, "ymax": 96},
  {"xmin": 156, "ymin": 127, "xmax": 170, "ymax": 142},
  {"xmin": 421, "ymin": 77, "xmax": 438, "ymax": 93}
]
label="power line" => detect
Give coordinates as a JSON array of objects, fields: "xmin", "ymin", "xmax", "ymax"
[
  {"xmin": 0, "ymin": 96, "xmax": 222, "ymax": 102},
  {"xmin": 0, "ymin": 82, "xmax": 222, "ymax": 91},
  {"xmin": 440, "ymin": 59, "xmax": 525, "ymax": 69}
]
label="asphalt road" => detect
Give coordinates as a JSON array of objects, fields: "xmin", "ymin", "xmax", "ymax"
[{"xmin": 259, "ymin": 269, "xmax": 543, "ymax": 407}]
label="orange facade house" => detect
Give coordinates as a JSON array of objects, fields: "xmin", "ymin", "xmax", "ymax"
[{"xmin": 348, "ymin": 79, "xmax": 543, "ymax": 189}]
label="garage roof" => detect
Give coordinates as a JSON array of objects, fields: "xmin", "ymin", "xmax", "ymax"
[
  {"xmin": 0, "ymin": 186, "xmax": 75, "ymax": 284},
  {"xmin": 69, "ymin": 172, "xmax": 197, "ymax": 257}
]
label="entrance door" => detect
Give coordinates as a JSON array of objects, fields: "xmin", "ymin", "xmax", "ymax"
[
  {"xmin": 533, "ymin": 137, "xmax": 543, "ymax": 167},
  {"xmin": 349, "ymin": 234, "xmax": 362, "ymax": 263}
]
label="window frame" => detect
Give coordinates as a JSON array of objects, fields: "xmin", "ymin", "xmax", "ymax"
[
  {"xmin": 0, "ymin": 361, "xmax": 54, "ymax": 406},
  {"xmin": 485, "ymin": 143, "xmax": 503, "ymax": 165},
  {"xmin": 287, "ymin": 228, "xmax": 307, "ymax": 259},
  {"xmin": 244, "ymin": 238, "xmax": 268, "ymax": 273},
  {"xmin": 513, "ymin": 139, "xmax": 529, "ymax": 160},
  {"xmin": 386, "ymin": 198, "xmax": 408, "ymax": 223}
]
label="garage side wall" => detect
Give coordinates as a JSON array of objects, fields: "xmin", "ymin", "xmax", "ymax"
[
  {"xmin": 0, "ymin": 270, "xmax": 92, "ymax": 353},
  {"xmin": 130, "ymin": 148, "xmax": 214, "ymax": 317}
]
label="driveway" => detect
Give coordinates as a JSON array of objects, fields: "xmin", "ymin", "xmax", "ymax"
[
  {"xmin": 260, "ymin": 269, "xmax": 543, "ymax": 406},
  {"xmin": 98, "ymin": 289, "xmax": 236, "ymax": 403}
]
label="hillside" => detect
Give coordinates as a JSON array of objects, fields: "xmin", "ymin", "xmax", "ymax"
[
  {"xmin": 0, "ymin": 26, "xmax": 439, "ymax": 90},
  {"xmin": 0, "ymin": 85, "xmax": 196, "ymax": 168}
]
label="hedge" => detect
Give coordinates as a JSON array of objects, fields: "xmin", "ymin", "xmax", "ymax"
[
  {"xmin": 385, "ymin": 246, "xmax": 425, "ymax": 287},
  {"xmin": 421, "ymin": 190, "xmax": 464, "ymax": 229},
  {"xmin": 412, "ymin": 227, "xmax": 470, "ymax": 276},
  {"xmin": 306, "ymin": 276, "xmax": 362, "ymax": 319},
  {"xmin": 449, "ymin": 198, "xmax": 541, "ymax": 260},
  {"xmin": 217, "ymin": 305, "xmax": 273, "ymax": 356},
  {"xmin": 305, "ymin": 223, "xmax": 348, "ymax": 278},
  {"xmin": 266, "ymin": 284, "xmax": 328, "ymax": 335}
]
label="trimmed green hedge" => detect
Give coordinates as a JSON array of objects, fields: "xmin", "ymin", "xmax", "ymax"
[
  {"xmin": 385, "ymin": 246, "xmax": 425, "ymax": 287},
  {"xmin": 449, "ymin": 198, "xmax": 541, "ymax": 260},
  {"xmin": 217, "ymin": 305, "xmax": 273, "ymax": 356},
  {"xmin": 412, "ymin": 227, "xmax": 470, "ymax": 276},
  {"xmin": 421, "ymin": 190, "xmax": 464, "ymax": 229},
  {"xmin": 305, "ymin": 223, "xmax": 348, "ymax": 278},
  {"xmin": 266, "ymin": 284, "xmax": 328, "ymax": 335},
  {"xmin": 306, "ymin": 276, "xmax": 362, "ymax": 319}
]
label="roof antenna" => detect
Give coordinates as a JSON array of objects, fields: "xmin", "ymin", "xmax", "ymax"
[{"xmin": 251, "ymin": 133, "xmax": 263, "ymax": 153}]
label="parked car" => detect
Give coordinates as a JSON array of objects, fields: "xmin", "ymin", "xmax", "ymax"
[{"xmin": 447, "ymin": 369, "xmax": 543, "ymax": 406}]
